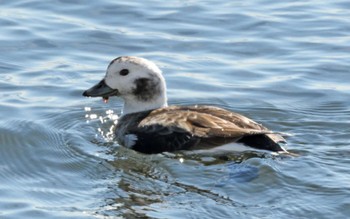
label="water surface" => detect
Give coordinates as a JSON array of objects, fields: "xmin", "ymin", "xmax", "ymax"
[{"xmin": 1, "ymin": 0, "xmax": 350, "ymax": 218}]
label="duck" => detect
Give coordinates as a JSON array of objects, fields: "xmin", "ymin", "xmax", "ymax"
[{"xmin": 83, "ymin": 56, "xmax": 288, "ymax": 154}]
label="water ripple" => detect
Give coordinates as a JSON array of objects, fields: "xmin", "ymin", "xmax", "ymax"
[{"xmin": 1, "ymin": 0, "xmax": 350, "ymax": 218}]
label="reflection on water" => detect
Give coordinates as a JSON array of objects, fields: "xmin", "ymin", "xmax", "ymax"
[
  {"xmin": 84, "ymin": 106, "xmax": 118, "ymax": 142},
  {"xmin": 1, "ymin": 0, "xmax": 350, "ymax": 218}
]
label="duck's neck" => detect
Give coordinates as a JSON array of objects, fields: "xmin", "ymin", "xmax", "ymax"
[{"xmin": 122, "ymin": 95, "xmax": 168, "ymax": 115}]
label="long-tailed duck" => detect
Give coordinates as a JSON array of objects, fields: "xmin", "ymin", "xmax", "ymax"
[{"xmin": 83, "ymin": 56, "xmax": 288, "ymax": 154}]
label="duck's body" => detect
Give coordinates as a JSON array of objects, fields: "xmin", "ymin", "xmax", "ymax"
[
  {"xmin": 115, "ymin": 105, "xmax": 286, "ymax": 154},
  {"xmin": 83, "ymin": 56, "xmax": 288, "ymax": 154}
]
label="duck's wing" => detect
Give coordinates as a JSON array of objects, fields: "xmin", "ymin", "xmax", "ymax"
[
  {"xmin": 185, "ymin": 105, "xmax": 286, "ymax": 144},
  {"xmin": 139, "ymin": 108, "xmax": 275, "ymax": 138},
  {"xmin": 182, "ymin": 105, "xmax": 287, "ymax": 151},
  {"xmin": 134, "ymin": 106, "xmax": 286, "ymax": 152},
  {"xmin": 128, "ymin": 109, "xmax": 239, "ymax": 153}
]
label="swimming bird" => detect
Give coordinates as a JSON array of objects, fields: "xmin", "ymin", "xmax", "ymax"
[{"xmin": 83, "ymin": 56, "xmax": 288, "ymax": 154}]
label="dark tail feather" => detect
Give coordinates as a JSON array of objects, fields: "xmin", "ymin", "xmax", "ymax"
[{"xmin": 237, "ymin": 134, "xmax": 286, "ymax": 152}]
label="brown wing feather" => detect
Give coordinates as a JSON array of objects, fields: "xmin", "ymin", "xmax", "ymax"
[{"xmin": 138, "ymin": 105, "xmax": 280, "ymax": 139}]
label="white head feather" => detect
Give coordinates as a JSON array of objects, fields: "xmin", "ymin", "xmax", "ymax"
[{"xmin": 104, "ymin": 56, "xmax": 168, "ymax": 114}]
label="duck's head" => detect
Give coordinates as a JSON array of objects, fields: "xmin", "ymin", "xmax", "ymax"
[{"xmin": 83, "ymin": 56, "xmax": 167, "ymax": 114}]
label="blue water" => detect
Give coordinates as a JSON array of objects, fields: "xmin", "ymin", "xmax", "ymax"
[{"xmin": 1, "ymin": 0, "xmax": 350, "ymax": 218}]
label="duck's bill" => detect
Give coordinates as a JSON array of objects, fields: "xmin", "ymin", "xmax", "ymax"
[{"xmin": 82, "ymin": 79, "xmax": 119, "ymax": 103}]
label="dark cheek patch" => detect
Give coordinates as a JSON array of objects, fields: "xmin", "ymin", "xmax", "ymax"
[{"xmin": 133, "ymin": 77, "xmax": 160, "ymax": 101}]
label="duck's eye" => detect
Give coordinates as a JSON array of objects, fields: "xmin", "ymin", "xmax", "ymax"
[{"xmin": 119, "ymin": 69, "xmax": 129, "ymax": 76}]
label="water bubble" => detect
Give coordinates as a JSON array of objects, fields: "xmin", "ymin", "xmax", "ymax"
[
  {"xmin": 89, "ymin": 114, "xmax": 97, "ymax": 119},
  {"xmin": 106, "ymin": 109, "xmax": 114, "ymax": 115},
  {"xmin": 99, "ymin": 116, "xmax": 104, "ymax": 124}
]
